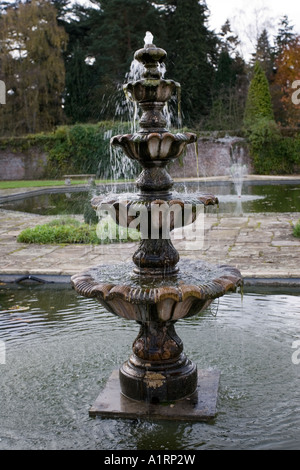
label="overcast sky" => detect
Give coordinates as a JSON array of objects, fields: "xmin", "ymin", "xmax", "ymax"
[
  {"xmin": 206, "ymin": 0, "xmax": 300, "ymax": 58},
  {"xmin": 207, "ymin": 0, "xmax": 300, "ymax": 30}
]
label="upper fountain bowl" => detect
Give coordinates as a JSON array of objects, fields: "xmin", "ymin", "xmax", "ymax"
[
  {"xmin": 124, "ymin": 79, "xmax": 178, "ymax": 104},
  {"xmin": 134, "ymin": 43, "xmax": 166, "ymax": 66},
  {"xmin": 134, "ymin": 40, "xmax": 166, "ymax": 80}
]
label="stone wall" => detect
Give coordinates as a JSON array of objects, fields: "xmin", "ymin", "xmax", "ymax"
[
  {"xmin": 0, "ymin": 135, "xmax": 252, "ymax": 181},
  {"xmin": 0, "ymin": 147, "xmax": 48, "ymax": 180},
  {"xmin": 169, "ymin": 136, "xmax": 253, "ymax": 178}
]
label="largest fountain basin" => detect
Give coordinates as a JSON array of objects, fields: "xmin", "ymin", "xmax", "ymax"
[{"xmin": 71, "ymin": 260, "xmax": 243, "ymax": 323}]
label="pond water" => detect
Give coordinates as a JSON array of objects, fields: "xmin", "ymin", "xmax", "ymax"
[
  {"xmin": 180, "ymin": 181, "xmax": 300, "ymax": 214},
  {"xmin": 0, "ymin": 182, "xmax": 300, "ymax": 216},
  {"xmin": 0, "ymin": 284, "xmax": 299, "ymax": 450}
]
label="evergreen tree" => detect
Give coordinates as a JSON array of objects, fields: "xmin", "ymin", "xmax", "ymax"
[
  {"xmin": 252, "ymin": 29, "xmax": 274, "ymax": 82},
  {"xmin": 85, "ymin": 0, "xmax": 166, "ymax": 120},
  {"xmin": 60, "ymin": 0, "xmax": 169, "ymax": 123},
  {"xmin": 274, "ymin": 15, "xmax": 296, "ymax": 56},
  {"xmin": 207, "ymin": 20, "xmax": 247, "ymax": 130},
  {"xmin": 214, "ymin": 19, "xmax": 242, "ymax": 91},
  {"xmin": 47, "ymin": 0, "xmax": 70, "ymax": 21},
  {"xmin": 214, "ymin": 51, "xmax": 236, "ymax": 91},
  {"xmin": 207, "ymin": 52, "xmax": 247, "ymax": 130},
  {"xmin": 61, "ymin": 5, "xmax": 96, "ymax": 123},
  {"xmin": 244, "ymin": 62, "xmax": 274, "ymax": 129},
  {"xmin": 219, "ymin": 19, "xmax": 240, "ymax": 56},
  {"xmin": 165, "ymin": 0, "xmax": 218, "ymax": 125},
  {"xmin": 64, "ymin": 39, "xmax": 95, "ymax": 123}
]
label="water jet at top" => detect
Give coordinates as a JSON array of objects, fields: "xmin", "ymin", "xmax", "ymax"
[{"xmin": 144, "ymin": 31, "xmax": 154, "ymax": 46}]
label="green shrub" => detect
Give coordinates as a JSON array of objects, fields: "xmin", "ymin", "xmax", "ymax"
[
  {"xmin": 17, "ymin": 217, "xmax": 140, "ymax": 245},
  {"xmin": 45, "ymin": 121, "xmax": 139, "ymax": 179},
  {"xmin": 243, "ymin": 62, "xmax": 300, "ymax": 175},
  {"xmin": 293, "ymin": 221, "xmax": 300, "ymax": 238},
  {"xmin": 247, "ymin": 118, "xmax": 280, "ymax": 174},
  {"xmin": 247, "ymin": 118, "xmax": 300, "ymax": 174},
  {"xmin": 17, "ymin": 218, "xmax": 99, "ymax": 244}
]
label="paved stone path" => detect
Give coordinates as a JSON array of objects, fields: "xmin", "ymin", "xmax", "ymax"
[{"xmin": 0, "ymin": 205, "xmax": 299, "ymax": 284}]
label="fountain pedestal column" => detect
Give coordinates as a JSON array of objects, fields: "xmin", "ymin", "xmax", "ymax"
[
  {"xmin": 119, "ymin": 321, "xmax": 197, "ymax": 402},
  {"xmin": 132, "ymin": 238, "xmax": 180, "ymax": 276}
]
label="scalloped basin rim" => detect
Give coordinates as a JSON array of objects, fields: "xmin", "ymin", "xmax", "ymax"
[
  {"xmin": 125, "ymin": 78, "xmax": 179, "ymax": 88},
  {"xmin": 91, "ymin": 193, "xmax": 219, "ymax": 209},
  {"xmin": 111, "ymin": 132, "xmax": 197, "ymax": 145},
  {"xmin": 71, "ymin": 263, "xmax": 243, "ymax": 305}
]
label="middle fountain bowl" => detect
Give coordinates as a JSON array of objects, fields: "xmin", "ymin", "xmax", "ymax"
[
  {"xmin": 111, "ymin": 131, "xmax": 197, "ymax": 167},
  {"xmin": 71, "ymin": 33, "xmax": 243, "ymax": 408}
]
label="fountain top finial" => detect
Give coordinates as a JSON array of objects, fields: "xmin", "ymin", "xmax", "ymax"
[{"xmin": 134, "ymin": 32, "xmax": 167, "ymax": 79}]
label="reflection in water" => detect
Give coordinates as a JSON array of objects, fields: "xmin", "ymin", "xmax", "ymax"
[{"xmin": 0, "ymin": 284, "xmax": 300, "ymax": 450}]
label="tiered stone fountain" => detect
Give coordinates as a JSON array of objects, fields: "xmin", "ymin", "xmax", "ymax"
[{"xmin": 71, "ymin": 34, "xmax": 243, "ymax": 421}]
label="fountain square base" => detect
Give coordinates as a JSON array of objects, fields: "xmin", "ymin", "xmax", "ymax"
[{"xmin": 89, "ymin": 369, "xmax": 220, "ymax": 422}]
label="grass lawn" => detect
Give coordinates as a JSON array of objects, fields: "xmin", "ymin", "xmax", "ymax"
[
  {"xmin": 0, "ymin": 179, "xmax": 127, "ymax": 190},
  {"xmin": 293, "ymin": 220, "xmax": 300, "ymax": 238}
]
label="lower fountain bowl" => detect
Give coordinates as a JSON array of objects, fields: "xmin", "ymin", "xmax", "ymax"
[
  {"xmin": 71, "ymin": 259, "xmax": 242, "ymax": 403},
  {"xmin": 71, "ymin": 259, "xmax": 243, "ymax": 323}
]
